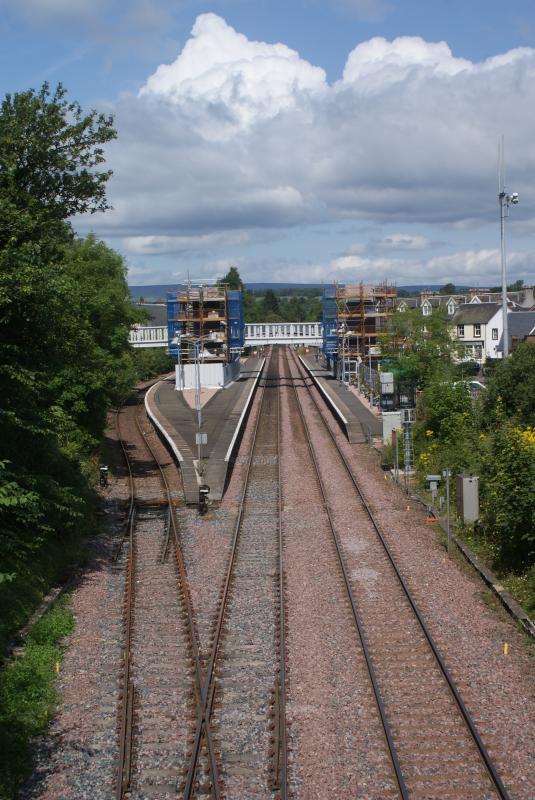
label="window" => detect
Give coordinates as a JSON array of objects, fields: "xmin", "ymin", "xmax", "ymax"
[
  {"xmin": 422, "ymin": 303, "xmax": 431, "ymax": 316},
  {"xmin": 475, "ymin": 345, "xmax": 483, "ymax": 359},
  {"xmin": 492, "ymin": 328, "xmax": 498, "ymax": 340},
  {"xmin": 474, "ymin": 324, "xmax": 481, "ymax": 337},
  {"xmin": 457, "ymin": 324, "xmax": 465, "ymax": 338}
]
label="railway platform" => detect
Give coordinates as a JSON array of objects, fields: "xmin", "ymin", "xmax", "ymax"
[
  {"xmin": 145, "ymin": 356, "xmax": 264, "ymax": 503},
  {"xmin": 299, "ymin": 353, "xmax": 382, "ymax": 443}
]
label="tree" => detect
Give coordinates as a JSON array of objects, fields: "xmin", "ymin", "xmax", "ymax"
[
  {"xmin": 482, "ymin": 342, "xmax": 535, "ymax": 428},
  {"xmin": 262, "ymin": 289, "xmax": 280, "ymax": 316},
  {"xmin": 0, "ymin": 84, "xmax": 126, "ymax": 599},
  {"xmin": 383, "ymin": 307, "xmax": 459, "ymax": 386},
  {"xmin": 218, "ymin": 266, "xmax": 244, "ymax": 290},
  {"xmin": 0, "ymin": 83, "xmax": 115, "ymax": 256},
  {"xmin": 439, "ymin": 282, "xmax": 456, "ymax": 295},
  {"xmin": 481, "ymin": 420, "xmax": 535, "ymax": 570}
]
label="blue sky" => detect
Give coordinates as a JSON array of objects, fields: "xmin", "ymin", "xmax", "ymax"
[{"xmin": 2, "ymin": 0, "xmax": 535, "ymax": 287}]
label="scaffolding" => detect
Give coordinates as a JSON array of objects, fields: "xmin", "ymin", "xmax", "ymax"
[
  {"xmin": 167, "ymin": 284, "xmax": 244, "ymax": 364},
  {"xmin": 322, "ymin": 282, "xmax": 397, "ymax": 382}
]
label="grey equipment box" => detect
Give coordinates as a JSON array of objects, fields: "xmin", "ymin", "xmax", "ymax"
[{"xmin": 456, "ymin": 473, "xmax": 479, "ymax": 523}]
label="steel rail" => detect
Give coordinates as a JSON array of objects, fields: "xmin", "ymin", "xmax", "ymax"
[
  {"xmin": 282, "ymin": 349, "xmax": 408, "ymax": 800},
  {"xmin": 115, "ymin": 404, "xmax": 137, "ymax": 800},
  {"xmin": 183, "ymin": 346, "xmax": 287, "ymax": 799},
  {"xmin": 274, "ymin": 348, "xmax": 288, "ymax": 797},
  {"xmin": 291, "ymin": 349, "xmax": 510, "ymax": 800},
  {"xmin": 115, "ymin": 395, "xmax": 219, "ymax": 799},
  {"xmin": 132, "ymin": 405, "xmax": 220, "ymax": 800}
]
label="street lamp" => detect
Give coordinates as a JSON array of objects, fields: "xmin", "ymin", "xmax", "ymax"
[
  {"xmin": 176, "ymin": 333, "xmax": 211, "ymax": 477},
  {"xmin": 498, "ymin": 170, "xmax": 519, "ymax": 359},
  {"xmin": 368, "ymin": 335, "xmax": 373, "ymax": 406},
  {"xmin": 337, "ymin": 323, "xmax": 347, "ymax": 384}
]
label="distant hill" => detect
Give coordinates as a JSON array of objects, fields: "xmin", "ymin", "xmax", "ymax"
[{"xmin": 129, "ymin": 282, "xmax": 465, "ymax": 301}]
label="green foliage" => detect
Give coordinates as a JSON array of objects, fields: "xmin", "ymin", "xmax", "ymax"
[
  {"xmin": 217, "ymin": 265, "xmax": 244, "ymax": 290},
  {"xmin": 384, "ymin": 307, "xmax": 459, "ymax": 386},
  {"xmin": 503, "ymin": 564, "xmax": 535, "ymax": 617},
  {"xmin": 414, "ymin": 377, "xmax": 481, "ymax": 483},
  {"xmin": 0, "ymin": 597, "xmax": 74, "ymax": 799},
  {"xmin": 482, "ymin": 342, "xmax": 535, "ymax": 427},
  {"xmin": 0, "ymin": 83, "xmax": 134, "ymax": 650},
  {"xmin": 132, "ymin": 347, "xmax": 175, "ymax": 381},
  {"xmin": 262, "ymin": 289, "xmax": 280, "ymax": 315},
  {"xmin": 243, "ymin": 291, "xmax": 321, "ymax": 323},
  {"xmin": 0, "ymin": 83, "xmax": 115, "ymax": 254},
  {"xmin": 480, "ymin": 422, "xmax": 535, "ymax": 570},
  {"xmin": 439, "ymin": 282, "xmax": 456, "ymax": 295}
]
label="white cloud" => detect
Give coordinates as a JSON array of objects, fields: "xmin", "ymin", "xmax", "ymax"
[
  {"xmin": 373, "ymin": 233, "xmax": 431, "ymax": 251},
  {"xmin": 323, "ymin": 247, "xmax": 535, "ymax": 286},
  {"xmin": 79, "ymin": 15, "xmax": 535, "ymax": 285},
  {"xmin": 341, "ymin": 36, "xmax": 471, "ymax": 89},
  {"xmin": 139, "ymin": 13, "xmax": 326, "ymax": 138},
  {"xmin": 123, "ymin": 231, "xmax": 248, "ymax": 255}
]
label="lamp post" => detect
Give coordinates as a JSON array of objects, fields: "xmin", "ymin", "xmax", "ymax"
[
  {"xmin": 337, "ymin": 323, "xmax": 347, "ymax": 383},
  {"xmin": 498, "ymin": 176, "xmax": 519, "ymax": 359},
  {"xmin": 368, "ymin": 335, "xmax": 373, "ymax": 406},
  {"xmin": 178, "ymin": 334, "xmax": 210, "ymax": 477}
]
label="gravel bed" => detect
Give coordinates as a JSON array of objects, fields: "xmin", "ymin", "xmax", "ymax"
[
  {"xmin": 290, "ymin": 357, "xmax": 497, "ymax": 798},
  {"xmin": 298, "ymin": 355, "xmax": 535, "ymax": 800},
  {"xmin": 281, "ymin": 351, "xmax": 400, "ymax": 800},
  {"xmin": 128, "ymin": 509, "xmax": 195, "ymax": 799},
  {"xmin": 22, "ymin": 353, "xmax": 534, "ymax": 799},
  {"xmin": 211, "ymin": 357, "xmax": 280, "ymax": 799},
  {"xmin": 22, "ymin": 503, "xmax": 126, "ymax": 800}
]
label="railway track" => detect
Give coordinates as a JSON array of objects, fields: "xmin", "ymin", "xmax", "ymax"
[
  {"xmin": 115, "ymin": 358, "xmax": 288, "ymax": 799},
  {"xmin": 115, "ymin": 393, "xmax": 215, "ymax": 799},
  {"xmin": 285, "ymin": 347, "xmax": 510, "ymax": 800},
  {"xmin": 184, "ymin": 345, "xmax": 287, "ymax": 799}
]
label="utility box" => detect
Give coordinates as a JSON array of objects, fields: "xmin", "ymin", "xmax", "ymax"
[{"xmin": 456, "ymin": 474, "xmax": 479, "ymax": 523}]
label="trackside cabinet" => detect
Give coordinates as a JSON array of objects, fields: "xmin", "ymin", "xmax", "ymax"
[{"xmin": 456, "ymin": 474, "xmax": 479, "ymax": 523}]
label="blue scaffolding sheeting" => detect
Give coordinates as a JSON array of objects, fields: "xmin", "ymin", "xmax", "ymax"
[
  {"xmin": 166, "ymin": 292, "xmax": 181, "ymax": 357},
  {"xmin": 322, "ymin": 285, "xmax": 338, "ymax": 359},
  {"xmin": 227, "ymin": 290, "xmax": 244, "ymax": 360}
]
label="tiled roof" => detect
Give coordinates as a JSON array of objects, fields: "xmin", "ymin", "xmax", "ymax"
[{"xmin": 452, "ymin": 303, "xmax": 502, "ymax": 324}]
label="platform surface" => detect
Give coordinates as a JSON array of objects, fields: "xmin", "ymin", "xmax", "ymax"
[
  {"xmin": 146, "ymin": 357, "xmax": 263, "ymax": 503},
  {"xmin": 300, "ymin": 354, "xmax": 382, "ymax": 442}
]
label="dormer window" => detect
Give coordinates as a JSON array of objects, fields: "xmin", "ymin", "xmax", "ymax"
[
  {"xmin": 447, "ymin": 301, "xmax": 455, "ymax": 315},
  {"xmin": 422, "ymin": 302, "xmax": 431, "ymax": 316}
]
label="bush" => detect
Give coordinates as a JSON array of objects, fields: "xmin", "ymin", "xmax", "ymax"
[
  {"xmin": 481, "ymin": 423, "xmax": 535, "ymax": 571},
  {"xmin": 132, "ymin": 348, "xmax": 175, "ymax": 381},
  {"xmin": 0, "ymin": 597, "xmax": 75, "ymax": 798}
]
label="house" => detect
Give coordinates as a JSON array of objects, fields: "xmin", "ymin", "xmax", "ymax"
[
  {"xmin": 497, "ymin": 311, "xmax": 535, "ymax": 354},
  {"xmin": 396, "ymin": 294, "xmax": 462, "ymax": 317},
  {"xmin": 466, "ymin": 286, "xmax": 535, "ymax": 309},
  {"xmin": 450, "ymin": 303, "xmax": 503, "ymax": 363}
]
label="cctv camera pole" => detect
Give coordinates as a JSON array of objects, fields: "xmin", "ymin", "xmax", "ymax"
[
  {"xmin": 499, "ymin": 190, "xmax": 509, "ymax": 358},
  {"xmin": 498, "ymin": 139, "xmax": 518, "ymax": 359}
]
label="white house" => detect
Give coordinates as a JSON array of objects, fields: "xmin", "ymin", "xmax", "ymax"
[{"xmin": 450, "ymin": 303, "xmax": 503, "ymax": 363}]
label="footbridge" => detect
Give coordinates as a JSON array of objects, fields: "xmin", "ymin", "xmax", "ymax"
[{"xmin": 129, "ymin": 321, "xmax": 323, "ymax": 349}]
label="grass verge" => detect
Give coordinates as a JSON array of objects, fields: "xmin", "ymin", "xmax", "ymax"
[{"xmin": 0, "ymin": 595, "xmax": 75, "ymax": 800}]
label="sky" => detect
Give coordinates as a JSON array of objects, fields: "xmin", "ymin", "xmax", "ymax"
[{"xmin": 2, "ymin": 0, "xmax": 535, "ymax": 288}]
